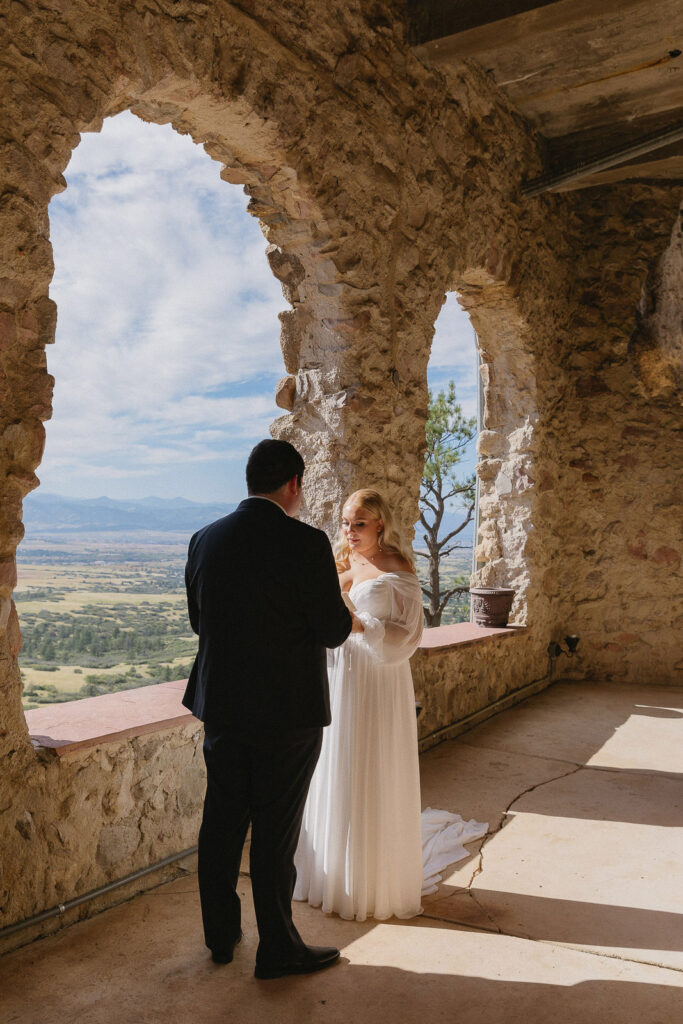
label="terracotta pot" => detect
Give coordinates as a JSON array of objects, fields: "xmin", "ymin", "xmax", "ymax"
[{"xmin": 470, "ymin": 587, "xmax": 516, "ymax": 628}]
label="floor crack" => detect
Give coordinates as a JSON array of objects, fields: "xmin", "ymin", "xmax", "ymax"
[
  {"xmin": 473, "ymin": 762, "xmax": 584, "ymax": 867},
  {"xmin": 449, "ymin": 763, "xmax": 585, "ymax": 937},
  {"xmin": 456, "ymin": 763, "xmax": 682, "ymax": 975},
  {"xmin": 502, "ymin": 763, "xmax": 584, "ymax": 822},
  {"xmin": 533, "ymin": 938, "xmax": 683, "ymax": 975},
  {"xmin": 455, "ymin": 739, "xmax": 681, "ymax": 782},
  {"xmin": 467, "ymin": 889, "xmax": 504, "ymax": 935},
  {"xmin": 465, "ymin": 848, "xmax": 484, "ymax": 889}
]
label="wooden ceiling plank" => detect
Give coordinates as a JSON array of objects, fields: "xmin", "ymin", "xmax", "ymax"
[
  {"xmin": 523, "ymin": 122, "xmax": 683, "ymax": 194},
  {"xmin": 529, "ymin": 70, "xmax": 683, "ymax": 138},
  {"xmin": 407, "ymin": 0, "xmax": 562, "ymax": 45},
  {"xmin": 547, "ymin": 111, "xmax": 683, "ymax": 168},
  {"xmin": 412, "ymin": 0, "xmax": 666, "ymax": 65},
  {"xmin": 554, "ymin": 155, "xmax": 683, "ymax": 189},
  {"xmin": 418, "ymin": 5, "xmax": 682, "ymax": 108},
  {"xmin": 413, "ymin": 0, "xmax": 682, "ymax": 148}
]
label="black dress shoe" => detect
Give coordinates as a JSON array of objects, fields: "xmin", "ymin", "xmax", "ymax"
[
  {"xmin": 210, "ymin": 932, "xmax": 243, "ymax": 964},
  {"xmin": 254, "ymin": 944, "xmax": 341, "ymax": 980}
]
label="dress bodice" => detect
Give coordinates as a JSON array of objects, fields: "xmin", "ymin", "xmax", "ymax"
[
  {"xmin": 347, "ymin": 571, "xmax": 424, "ymax": 666},
  {"xmin": 349, "ymin": 574, "xmax": 394, "ymax": 617}
]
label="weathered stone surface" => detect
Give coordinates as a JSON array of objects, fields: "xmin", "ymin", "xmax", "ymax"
[
  {"xmin": 96, "ymin": 822, "xmax": 142, "ymax": 871},
  {"xmin": 412, "ymin": 630, "xmax": 546, "ymax": 743},
  {"xmin": 629, "ymin": 205, "xmax": 683, "ymax": 402},
  {"xmin": 274, "ymin": 374, "xmax": 297, "ymax": 410},
  {"xmin": 0, "ymin": 722, "xmax": 205, "ymax": 936}
]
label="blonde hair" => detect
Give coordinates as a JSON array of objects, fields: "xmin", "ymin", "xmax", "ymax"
[{"xmin": 334, "ymin": 488, "xmax": 416, "ymax": 573}]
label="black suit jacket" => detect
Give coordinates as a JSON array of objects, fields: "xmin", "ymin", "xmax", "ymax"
[{"xmin": 183, "ymin": 497, "xmax": 352, "ymax": 731}]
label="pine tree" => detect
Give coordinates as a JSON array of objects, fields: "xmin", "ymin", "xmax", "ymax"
[{"xmin": 417, "ymin": 382, "xmax": 476, "ymax": 626}]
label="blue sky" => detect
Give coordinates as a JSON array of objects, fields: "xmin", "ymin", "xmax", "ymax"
[{"xmin": 39, "ymin": 111, "xmax": 477, "ymax": 503}]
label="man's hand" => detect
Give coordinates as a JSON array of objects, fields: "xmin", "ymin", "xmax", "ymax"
[{"xmin": 351, "ymin": 613, "xmax": 365, "ymax": 633}]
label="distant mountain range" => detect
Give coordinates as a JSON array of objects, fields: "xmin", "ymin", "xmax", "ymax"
[
  {"xmin": 21, "ymin": 493, "xmax": 236, "ymax": 534},
  {"xmin": 21, "ymin": 492, "xmax": 475, "ymax": 544}
]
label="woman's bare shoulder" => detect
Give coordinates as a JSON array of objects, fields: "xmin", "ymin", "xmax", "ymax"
[{"xmin": 382, "ymin": 552, "xmax": 414, "ymax": 573}]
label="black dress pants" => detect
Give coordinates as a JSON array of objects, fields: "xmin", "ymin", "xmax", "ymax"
[{"xmin": 198, "ymin": 723, "xmax": 322, "ymax": 964}]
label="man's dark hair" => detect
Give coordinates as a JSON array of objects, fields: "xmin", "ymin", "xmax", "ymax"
[{"xmin": 246, "ymin": 439, "xmax": 305, "ymax": 495}]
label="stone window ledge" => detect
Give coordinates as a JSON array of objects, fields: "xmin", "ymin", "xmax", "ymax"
[
  {"xmin": 417, "ymin": 622, "xmax": 527, "ymax": 655},
  {"xmin": 25, "ymin": 679, "xmax": 198, "ymax": 758},
  {"xmin": 24, "ymin": 624, "xmax": 527, "ymax": 757}
]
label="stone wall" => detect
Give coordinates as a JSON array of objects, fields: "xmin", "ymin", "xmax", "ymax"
[
  {"xmin": 0, "ymin": 720, "xmax": 205, "ymax": 952},
  {"xmin": 0, "ymin": 1, "xmax": 553, "ymax": 759},
  {"xmin": 630, "ymin": 206, "xmax": 683, "ymax": 403},
  {"xmin": 412, "ymin": 630, "xmax": 547, "ymax": 745},
  {"xmin": 461, "ymin": 188, "xmax": 682, "ymax": 686},
  {"xmin": 539, "ymin": 189, "xmax": 682, "ymax": 685},
  {"xmin": 0, "ymin": 0, "xmax": 681, "ymax": 940}
]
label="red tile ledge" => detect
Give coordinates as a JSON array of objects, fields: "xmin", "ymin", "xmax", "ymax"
[
  {"xmin": 25, "ymin": 625, "xmax": 527, "ymax": 755},
  {"xmin": 25, "ymin": 679, "xmax": 198, "ymax": 757},
  {"xmin": 418, "ymin": 622, "xmax": 527, "ymax": 653}
]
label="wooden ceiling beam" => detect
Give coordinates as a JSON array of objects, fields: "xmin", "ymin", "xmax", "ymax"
[
  {"xmin": 410, "ymin": 0, "xmax": 656, "ymax": 63},
  {"xmin": 523, "ymin": 122, "xmax": 683, "ymax": 195},
  {"xmin": 411, "ymin": 0, "xmax": 683, "ymax": 180},
  {"xmin": 406, "ymin": 0, "xmax": 561, "ymax": 45},
  {"xmin": 545, "ymin": 110, "xmax": 683, "ymax": 170}
]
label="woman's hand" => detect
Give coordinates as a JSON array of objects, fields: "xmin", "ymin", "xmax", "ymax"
[{"xmin": 351, "ymin": 613, "xmax": 365, "ymax": 633}]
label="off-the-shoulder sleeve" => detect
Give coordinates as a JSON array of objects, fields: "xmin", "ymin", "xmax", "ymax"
[{"xmin": 356, "ymin": 574, "xmax": 424, "ymax": 666}]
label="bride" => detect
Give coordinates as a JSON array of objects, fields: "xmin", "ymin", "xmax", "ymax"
[{"xmin": 294, "ymin": 488, "xmax": 487, "ymax": 921}]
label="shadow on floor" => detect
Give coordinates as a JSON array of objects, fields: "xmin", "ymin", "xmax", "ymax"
[
  {"xmin": 424, "ymin": 885, "xmax": 683, "ymax": 953},
  {"xmin": 2, "ymin": 945, "xmax": 681, "ymax": 1024}
]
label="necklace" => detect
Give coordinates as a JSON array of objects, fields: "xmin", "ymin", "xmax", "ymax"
[{"xmin": 354, "ymin": 547, "xmax": 381, "ymax": 566}]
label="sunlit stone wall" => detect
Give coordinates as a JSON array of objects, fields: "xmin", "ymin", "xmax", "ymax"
[
  {"xmin": 0, "ymin": 0, "xmax": 680, "ymax": 939},
  {"xmin": 0, "ymin": 722, "xmax": 204, "ymax": 954},
  {"xmin": 541, "ymin": 190, "xmax": 682, "ymax": 684}
]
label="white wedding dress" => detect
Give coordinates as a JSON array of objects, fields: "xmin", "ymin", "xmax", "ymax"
[{"xmin": 293, "ymin": 571, "xmax": 488, "ymax": 922}]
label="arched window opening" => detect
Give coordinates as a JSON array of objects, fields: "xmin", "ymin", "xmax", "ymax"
[
  {"xmin": 417, "ymin": 293, "xmax": 479, "ymax": 627},
  {"xmin": 17, "ymin": 112, "xmax": 285, "ymax": 712}
]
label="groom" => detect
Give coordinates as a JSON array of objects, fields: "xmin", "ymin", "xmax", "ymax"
[{"xmin": 183, "ymin": 439, "xmax": 353, "ymax": 979}]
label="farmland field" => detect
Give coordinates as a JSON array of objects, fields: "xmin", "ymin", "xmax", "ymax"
[{"xmin": 16, "ymin": 536, "xmax": 197, "ymax": 710}]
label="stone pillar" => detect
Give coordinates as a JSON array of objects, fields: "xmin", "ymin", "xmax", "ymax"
[
  {"xmin": 234, "ymin": 165, "xmax": 449, "ymax": 541},
  {"xmin": 0, "ymin": 134, "xmax": 64, "ymax": 758},
  {"xmin": 457, "ymin": 274, "xmax": 545, "ymax": 630}
]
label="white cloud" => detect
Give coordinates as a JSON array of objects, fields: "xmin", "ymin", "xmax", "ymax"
[
  {"xmin": 429, "ymin": 294, "xmax": 477, "ymax": 371},
  {"xmin": 426, "ymin": 294, "xmax": 479, "ymax": 477},
  {"xmin": 44, "ymin": 111, "xmax": 285, "ymax": 498},
  {"xmin": 40, "ymin": 112, "xmax": 479, "ymax": 501},
  {"xmin": 428, "ymin": 294, "xmax": 479, "ymax": 422}
]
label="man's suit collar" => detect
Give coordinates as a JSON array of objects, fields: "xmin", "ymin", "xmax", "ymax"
[{"xmin": 238, "ymin": 496, "xmax": 288, "ymax": 517}]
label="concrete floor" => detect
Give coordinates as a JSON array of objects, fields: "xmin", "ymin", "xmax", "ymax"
[{"xmin": 2, "ymin": 680, "xmax": 682, "ymax": 1024}]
